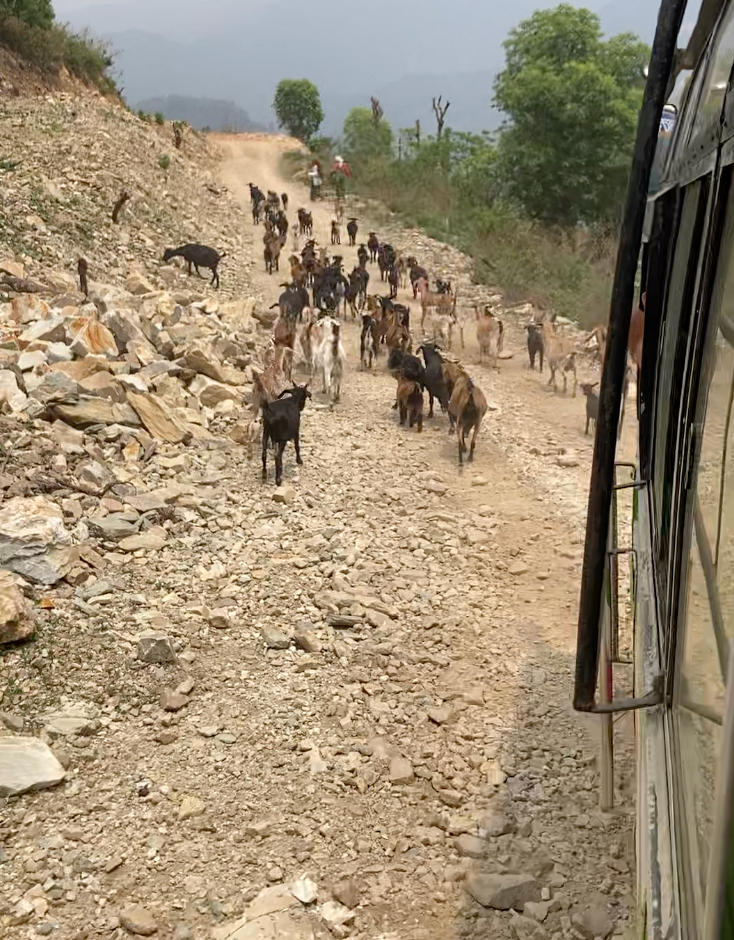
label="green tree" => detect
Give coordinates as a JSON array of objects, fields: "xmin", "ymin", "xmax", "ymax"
[
  {"xmin": 342, "ymin": 107, "xmax": 393, "ymax": 164},
  {"xmin": 493, "ymin": 4, "xmax": 649, "ymax": 226},
  {"xmin": 0, "ymin": 0, "xmax": 54, "ymax": 28},
  {"xmin": 273, "ymin": 79, "xmax": 323, "ymax": 142}
]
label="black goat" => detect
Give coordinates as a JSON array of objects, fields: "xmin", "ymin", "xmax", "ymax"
[
  {"xmin": 298, "ymin": 209, "xmax": 313, "ymax": 236},
  {"xmin": 388, "ymin": 348, "xmax": 425, "ymax": 385},
  {"xmin": 387, "ymin": 264, "xmax": 399, "ymax": 299},
  {"xmin": 272, "ymin": 282, "xmax": 310, "ymax": 320},
  {"xmin": 388, "ymin": 347, "xmax": 425, "ymax": 410},
  {"xmin": 418, "ymin": 342, "xmax": 452, "ymax": 423},
  {"xmin": 367, "ymin": 232, "xmax": 379, "ymax": 263},
  {"xmin": 357, "ymin": 244, "xmax": 369, "ymax": 268},
  {"xmin": 261, "ymin": 385, "xmax": 311, "ymax": 486},
  {"xmin": 580, "ymin": 382, "xmax": 598, "ymax": 436},
  {"xmin": 525, "ymin": 323, "xmax": 544, "ymax": 371},
  {"xmin": 162, "ymin": 244, "xmax": 226, "ymax": 288},
  {"xmin": 347, "ymin": 218, "xmax": 359, "ymax": 246}
]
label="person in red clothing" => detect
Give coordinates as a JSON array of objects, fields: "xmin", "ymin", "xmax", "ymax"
[{"xmin": 330, "ymin": 155, "xmax": 351, "ymax": 197}]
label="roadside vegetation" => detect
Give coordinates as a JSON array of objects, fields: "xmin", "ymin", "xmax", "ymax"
[
  {"xmin": 0, "ymin": 0, "xmax": 116, "ymax": 93},
  {"xmin": 282, "ymin": 4, "xmax": 649, "ymax": 328}
]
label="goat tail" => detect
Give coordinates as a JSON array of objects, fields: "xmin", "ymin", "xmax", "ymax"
[{"xmin": 219, "ymin": 252, "xmax": 228, "ymax": 260}]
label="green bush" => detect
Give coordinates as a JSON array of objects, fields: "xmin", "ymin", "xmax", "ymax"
[
  {"xmin": 0, "ymin": 13, "xmax": 116, "ymax": 92},
  {"xmin": 158, "ymin": 154, "xmax": 171, "ymax": 171},
  {"xmin": 0, "ymin": 0, "xmax": 53, "ymax": 29},
  {"xmin": 154, "ymin": 112, "xmax": 165, "ymax": 126}
]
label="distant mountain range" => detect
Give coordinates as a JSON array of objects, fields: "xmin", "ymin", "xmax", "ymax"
[
  {"xmin": 61, "ymin": 0, "xmax": 662, "ymax": 135},
  {"xmin": 134, "ymin": 95, "xmax": 268, "ymax": 132}
]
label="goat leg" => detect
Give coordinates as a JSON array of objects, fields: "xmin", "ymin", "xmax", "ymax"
[
  {"xmin": 428, "ymin": 392, "xmax": 434, "ymax": 418},
  {"xmin": 469, "ymin": 423, "xmax": 479, "ymax": 461},
  {"xmin": 261, "ymin": 431, "xmax": 269, "ymax": 480},
  {"xmin": 275, "ymin": 441, "xmax": 287, "ymax": 486},
  {"xmin": 194, "ymin": 264, "xmax": 204, "ymax": 279},
  {"xmin": 294, "ymin": 433, "xmax": 303, "ymax": 466}
]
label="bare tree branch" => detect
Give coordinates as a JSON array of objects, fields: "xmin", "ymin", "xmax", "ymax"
[{"xmin": 432, "ymin": 96, "xmax": 451, "ymax": 140}]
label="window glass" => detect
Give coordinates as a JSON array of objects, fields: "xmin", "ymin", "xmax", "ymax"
[
  {"xmin": 691, "ymin": 6, "xmax": 734, "ymax": 142},
  {"xmin": 697, "ymin": 332, "xmax": 734, "ymax": 549},
  {"xmin": 677, "ymin": 533, "xmax": 724, "ymax": 919},
  {"xmin": 653, "ymin": 181, "xmax": 707, "ymax": 601},
  {"xmin": 674, "ymin": 175, "xmax": 734, "ymax": 935},
  {"xmin": 678, "ymin": 63, "xmax": 708, "ymax": 154}
]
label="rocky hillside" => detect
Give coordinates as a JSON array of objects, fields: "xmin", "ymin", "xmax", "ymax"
[{"xmin": 0, "ymin": 88, "xmax": 257, "ymax": 298}]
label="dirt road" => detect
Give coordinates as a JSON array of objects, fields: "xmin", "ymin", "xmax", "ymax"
[{"xmin": 211, "ymin": 135, "xmax": 637, "ymax": 937}]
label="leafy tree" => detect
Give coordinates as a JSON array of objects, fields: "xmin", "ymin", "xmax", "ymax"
[
  {"xmin": 448, "ymin": 131, "xmax": 498, "ymax": 208},
  {"xmin": 273, "ymin": 79, "xmax": 323, "ymax": 142},
  {"xmin": 493, "ymin": 4, "xmax": 649, "ymax": 226},
  {"xmin": 342, "ymin": 107, "xmax": 393, "ymax": 164}
]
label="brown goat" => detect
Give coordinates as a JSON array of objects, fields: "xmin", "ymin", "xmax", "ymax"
[
  {"xmin": 448, "ymin": 372, "xmax": 487, "ymax": 464},
  {"xmin": 386, "ymin": 318, "xmax": 410, "ymax": 355},
  {"xmin": 251, "ymin": 343, "xmax": 293, "ymax": 413},
  {"xmin": 475, "ymin": 307, "xmax": 503, "ymax": 367},
  {"xmin": 396, "ymin": 377, "xmax": 423, "ymax": 432},
  {"xmin": 415, "ymin": 277, "xmax": 450, "ymax": 333},
  {"xmin": 264, "ymin": 230, "xmax": 285, "ymax": 274},
  {"xmin": 441, "ymin": 357, "xmax": 467, "ymax": 400},
  {"xmin": 542, "ymin": 318, "xmax": 577, "ymax": 397},
  {"xmin": 587, "ymin": 324, "xmax": 607, "ymax": 363},
  {"xmin": 273, "ymin": 311, "xmax": 299, "ymax": 351}
]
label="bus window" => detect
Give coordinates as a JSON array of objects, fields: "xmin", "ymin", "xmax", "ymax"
[
  {"xmin": 653, "ymin": 178, "xmax": 710, "ymax": 618},
  {"xmin": 690, "ymin": 2, "xmax": 734, "ymax": 144},
  {"xmin": 674, "ymin": 172, "xmax": 734, "ymax": 935}
]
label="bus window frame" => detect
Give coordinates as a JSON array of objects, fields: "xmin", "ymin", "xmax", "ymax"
[
  {"xmin": 641, "ymin": 192, "xmax": 680, "ymax": 481},
  {"xmin": 664, "ymin": 160, "xmax": 733, "ymax": 939},
  {"xmin": 649, "ymin": 173, "xmax": 714, "ymax": 658}
]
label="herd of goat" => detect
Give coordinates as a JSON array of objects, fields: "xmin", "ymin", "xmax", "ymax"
[{"xmin": 158, "ymin": 187, "xmax": 625, "ymax": 485}]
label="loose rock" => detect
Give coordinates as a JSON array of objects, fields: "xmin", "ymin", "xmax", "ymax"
[
  {"xmin": 0, "ymin": 738, "xmax": 66, "ymax": 797},
  {"xmin": 119, "ymin": 904, "xmax": 158, "ymax": 936}
]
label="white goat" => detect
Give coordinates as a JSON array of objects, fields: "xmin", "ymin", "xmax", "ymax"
[{"xmin": 314, "ymin": 317, "xmax": 346, "ymax": 402}]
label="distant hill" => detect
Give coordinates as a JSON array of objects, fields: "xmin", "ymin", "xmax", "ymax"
[{"xmin": 134, "ymin": 94, "xmax": 268, "ymax": 132}]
